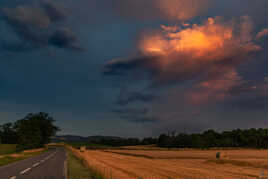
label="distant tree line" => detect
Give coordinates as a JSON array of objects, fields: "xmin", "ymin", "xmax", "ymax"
[
  {"xmin": 88, "ymin": 129, "xmax": 268, "ymax": 149},
  {"xmin": 89, "ymin": 137, "xmax": 158, "ymax": 147},
  {"xmin": 0, "ymin": 112, "xmax": 60, "ymax": 151},
  {"xmin": 157, "ymin": 129, "xmax": 268, "ymax": 149}
]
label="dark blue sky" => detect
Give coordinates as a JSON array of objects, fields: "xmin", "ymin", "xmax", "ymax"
[{"xmin": 0, "ymin": 0, "xmax": 268, "ymax": 137}]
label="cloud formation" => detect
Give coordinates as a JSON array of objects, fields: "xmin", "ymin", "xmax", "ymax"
[
  {"xmin": 188, "ymin": 69, "xmax": 244, "ymax": 104},
  {"xmin": 256, "ymin": 28, "xmax": 268, "ymax": 39},
  {"xmin": 41, "ymin": 0, "xmax": 66, "ymax": 22},
  {"xmin": 1, "ymin": 0, "xmax": 81, "ymax": 51},
  {"xmin": 105, "ymin": 16, "xmax": 265, "ymax": 104},
  {"xmin": 49, "ymin": 28, "xmax": 83, "ymax": 50},
  {"xmin": 117, "ymin": 88, "xmax": 156, "ymax": 106}
]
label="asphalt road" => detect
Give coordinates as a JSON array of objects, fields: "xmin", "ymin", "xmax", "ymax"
[{"xmin": 0, "ymin": 147, "xmax": 67, "ymax": 179}]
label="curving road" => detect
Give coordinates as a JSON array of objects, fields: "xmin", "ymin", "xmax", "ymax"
[{"xmin": 0, "ymin": 147, "xmax": 67, "ymax": 179}]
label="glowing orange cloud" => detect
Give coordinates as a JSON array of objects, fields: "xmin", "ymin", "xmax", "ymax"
[
  {"xmin": 256, "ymin": 28, "xmax": 268, "ymax": 39},
  {"xmin": 140, "ymin": 17, "xmax": 260, "ymax": 61},
  {"xmin": 136, "ymin": 17, "xmax": 262, "ymax": 89},
  {"xmin": 105, "ymin": 16, "xmax": 266, "ymax": 104}
]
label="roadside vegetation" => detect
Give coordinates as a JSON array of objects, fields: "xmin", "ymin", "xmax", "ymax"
[
  {"xmin": 0, "ymin": 112, "xmax": 60, "ymax": 151},
  {"xmin": 0, "ymin": 149, "xmax": 47, "ymax": 167},
  {"xmin": 0, "ymin": 112, "xmax": 60, "ymax": 167},
  {"xmin": 0, "ymin": 144, "xmax": 17, "ymax": 155},
  {"xmin": 67, "ymin": 149, "xmax": 105, "ymax": 179}
]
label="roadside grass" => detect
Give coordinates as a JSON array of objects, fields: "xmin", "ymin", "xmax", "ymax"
[
  {"xmin": 67, "ymin": 150, "xmax": 105, "ymax": 179},
  {"xmin": 0, "ymin": 144, "xmax": 17, "ymax": 155},
  {"xmin": 0, "ymin": 149, "xmax": 47, "ymax": 167}
]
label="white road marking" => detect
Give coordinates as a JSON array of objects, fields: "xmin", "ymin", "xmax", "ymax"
[
  {"xmin": 10, "ymin": 176, "xmax": 16, "ymax": 179},
  {"xmin": 17, "ymin": 149, "xmax": 58, "ymax": 177},
  {"xmin": 33, "ymin": 162, "xmax": 40, "ymax": 167},
  {"xmin": 20, "ymin": 168, "xmax": 31, "ymax": 175}
]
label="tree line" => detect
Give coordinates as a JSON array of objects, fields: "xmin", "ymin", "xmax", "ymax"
[
  {"xmin": 87, "ymin": 137, "xmax": 158, "ymax": 147},
  {"xmin": 3, "ymin": 113, "xmax": 268, "ymax": 150},
  {"xmin": 0, "ymin": 112, "xmax": 60, "ymax": 151},
  {"xmin": 87, "ymin": 129, "xmax": 268, "ymax": 149},
  {"xmin": 157, "ymin": 129, "xmax": 268, "ymax": 149}
]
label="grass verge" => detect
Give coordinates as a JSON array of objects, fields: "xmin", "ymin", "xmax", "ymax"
[
  {"xmin": 0, "ymin": 150, "xmax": 47, "ymax": 167},
  {"xmin": 67, "ymin": 150, "xmax": 105, "ymax": 179},
  {"xmin": 0, "ymin": 144, "xmax": 17, "ymax": 155}
]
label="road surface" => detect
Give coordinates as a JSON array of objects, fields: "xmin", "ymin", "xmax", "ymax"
[{"xmin": 0, "ymin": 147, "xmax": 67, "ymax": 179}]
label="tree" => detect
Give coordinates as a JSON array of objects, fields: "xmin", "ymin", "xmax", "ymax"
[
  {"xmin": 158, "ymin": 134, "xmax": 174, "ymax": 148},
  {"xmin": 0, "ymin": 123, "xmax": 18, "ymax": 144},
  {"xmin": 14, "ymin": 112, "xmax": 60, "ymax": 151}
]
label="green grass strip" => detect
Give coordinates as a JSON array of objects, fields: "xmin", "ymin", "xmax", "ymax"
[
  {"xmin": 67, "ymin": 150, "xmax": 105, "ymax": 179},
  {"xmin": 0, "ymin": 150, "xmax": 47, "ymax": 167},
  {"xmin": 0, "ymin": 144, "xmax": 17, "ymax": 155}
]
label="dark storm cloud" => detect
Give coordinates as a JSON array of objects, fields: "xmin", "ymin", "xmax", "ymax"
[
  {"xmin": 49, "ymin": 28, "xmax": 83, "ymax": 50},
  {"xmin": 112, "ymin": 88, "xmax": 157, "ymax": 123},
  {"xmin": 1, "ymin": 5, "xmax": 51, "ymax": 46},
  {"xmin": 0, "ymin": 0, "xmax": 81, "ymax": 51},
  {"xmin": 117, "ymin": 88, "xmax": 156, "ymax": 106},
  {"xmin": 41, "ymin": 0, "xmax": 66, "ymax": 22},
  {"xmin": 103, "ymin": 55, "xmax": 157, "ymax": 76}
]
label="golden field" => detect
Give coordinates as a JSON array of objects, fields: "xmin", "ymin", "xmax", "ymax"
[{"xmin": 70, "ymin": 146, "xmax": 268, "ymax": 179}]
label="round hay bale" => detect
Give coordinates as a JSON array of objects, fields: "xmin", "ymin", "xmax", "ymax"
[
  {"xmin": 259, "ymin": 171, "xmax": 265, "ymax": 178},
  {"xmin": 80, "ymin": 146, "xmax": 86, "ymax": 152},
  {"xmin": 216, "ymin": 152, "xmax": 229, "ymax": 159}
]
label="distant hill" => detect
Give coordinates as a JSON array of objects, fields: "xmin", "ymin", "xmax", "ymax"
[{"xmin": 51, "ymin": 135, "xmax": 123, "ymax": 143}]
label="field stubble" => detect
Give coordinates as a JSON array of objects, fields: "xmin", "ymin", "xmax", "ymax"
[{"xmin": 72, "ymin": 147, "xmax": 268, "ymax": 179}]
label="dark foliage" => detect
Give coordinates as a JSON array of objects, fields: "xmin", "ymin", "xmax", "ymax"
[
  {"xmin": 0, "ymin": 112, "xmax": 60, "ymax": 151},
  {"xmin": 0, "ymin": 123, "xmax": 18, "ymax": 144},
  {"xmin": 157, "ymin": 129, "xmax": 268, "ymax": 149},
  {"xmin": 68, "ymin": 129, "xmax": 268, "ymax": 149}
]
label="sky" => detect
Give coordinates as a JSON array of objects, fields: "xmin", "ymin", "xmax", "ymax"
[{"xmin": 0, "ymin": 0, "xmax": 268, "ymax": 137}]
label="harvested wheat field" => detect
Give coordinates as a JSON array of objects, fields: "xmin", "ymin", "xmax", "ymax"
[{"xmin": 71, "ymin": 147, "xmax": 268, "ymax": 179}]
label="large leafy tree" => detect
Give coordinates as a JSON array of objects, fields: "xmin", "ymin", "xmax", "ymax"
[
  {"xmin": 14, "ymin": 112, "xmax": 60, "ymax": 151},
  {"xmin": 0, "ymin": 123, "xmax": 18, "ymax": 144}
]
